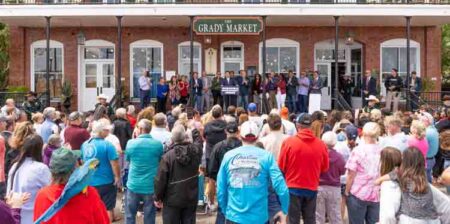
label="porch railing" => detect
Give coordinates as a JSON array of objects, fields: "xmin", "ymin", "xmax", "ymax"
[
  {"xmin": 402, "ymin": 89, "xmax": 450, "ymax": 113},
  {"xmin": 1, "ymin": 0, "xmax": 450, "ymax": 5}
]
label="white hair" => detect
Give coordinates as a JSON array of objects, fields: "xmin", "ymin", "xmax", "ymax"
[
  {"xmin": 172, "ymin": 106, "xmax": 182, "ymax": 118},
  {"xmin": 127, "ymin": 105, "xmax": 136, "ymax": 115},
  {"xmin": 43, "ymin": 107, "xmax": 56, "ymax": 119},
  {"xmin": 137, "ymin": 119, "xmax": 152, "ymax": 133},
  {"xmin": 92, "ymin": 118, "xmax": 112, "ymax": 136},
  {"xmin": 115, "ymin": 108, "xmax": 127, "ymax": 118},
  {"xmin": 171, "ymin": 124, "xmax": 186, "ymax": 143},
  {"xmin": 321, "ymin": 131, "xmax": 337, "ymax": 147},
  {"xmin": 362, "ymin": 122, "xmax": 381, "ymax": 139}
]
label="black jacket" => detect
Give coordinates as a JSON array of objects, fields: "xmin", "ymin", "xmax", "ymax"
[
  {"xmin": 362, "ymin": 76, "xmax": 377, "ymax": 96},
  {"xmin": 154, "ymin": 129, "xmax": 203, "ymax": 208},
  {"xmin": 112, "ymin": 118, "xmax": 132, "ymax": 150},
  {"xmin": 384, "ymin": 75, "xmax": 403, "ymax": 92},
  {"xmin": 286, "ymin": 76, "xmax": 299, "ymax": 96},
  {"xmin": 203, "ymin": 119, "xmax": 227, "ymax": 159},
  {"xmin": 208, "ymin": 137, "xmax": 242, "ymax": 180}
]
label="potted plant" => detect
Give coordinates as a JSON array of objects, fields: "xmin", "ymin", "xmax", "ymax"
[{"xmin": 61, "ymin": 80, "xmax": 73, "ymax": 113}]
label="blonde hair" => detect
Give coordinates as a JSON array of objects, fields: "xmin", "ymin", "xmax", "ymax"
[
  {"xmin": 370, "ymin": 109, "xmax": 382, "ymax": 121},
  {"xmin": 411, "ymin": 120, "xmax": 426, "ymax": 140},
  {"xmin": 31, "ymin": 112, "xmax": 44, "ymax": 123},
  {"xmin": 362, "ymin": 122, "xmax": 381, "ymax": 139},
  {"xmin": 10, "ymin": 121, "xmax": 34, "ymax": 149},
  {"xmin": 384, "ymin": 115, "xmax": 403, "ymax": 128}
]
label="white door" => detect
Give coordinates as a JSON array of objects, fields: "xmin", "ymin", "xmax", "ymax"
[
  {"xmin": 81, "ymin": 61, "xmax": 115, "ymax": 111},
  {"xmin": 316, "ymin": 62, "xmax": 332, "ymax": 110}
]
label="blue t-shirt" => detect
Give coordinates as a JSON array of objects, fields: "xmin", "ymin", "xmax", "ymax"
[
  {"xmin": 125, "ymin": 134, "xmax": 163, "ymax": 194},
  {"xmin": 426, "ymin": 126, "xmax": 439, "ymax": 158},
  {"xmin": 81, "ymin": 137, "xmax": 118, "ymax": 186},
  {"xmin": 217, "ymin": 145, "xmax": 289, "ymax": 224}
]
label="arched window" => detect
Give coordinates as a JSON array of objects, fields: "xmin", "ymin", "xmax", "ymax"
[
  {"xmin": 31, "ymin": 40, "xmax": 64, "ymax": 100},
  {"xmin": 129, "ymin": 40, "xmax": 163, "ymax": 98},
  {"xmin": 178, "ymin": 41, "xmax": 202, "ymax": 76},
  {"xmin": 259, "ymin": 38, "xmax": 300, "ymax": 76}
]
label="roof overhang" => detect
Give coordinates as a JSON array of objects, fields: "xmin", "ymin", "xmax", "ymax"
[{"xmin": 2, "ymin": 4, "xmax": 450, "ymax": 27}]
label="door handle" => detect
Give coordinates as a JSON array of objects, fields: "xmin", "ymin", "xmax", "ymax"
[
  {"xmin": 97, "ymin": 87, "xmax": 99, "ymax": 96},
  {"xmin": 100, "ymin": 87, "xmax": 103, "ymax": 94},
  {"xmin": 328, "ymin": 87, "xmax": 330, "ymax": 95}
]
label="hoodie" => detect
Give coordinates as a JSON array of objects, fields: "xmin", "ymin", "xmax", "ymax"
[
  {"xmin": 203, "ymin": 119, "xmax": 227, "ymax": 159},
  {"xmin": 33, "ymin": 184, "xmax": 109, "ymax": 224},
  {"xmin": 278, "ymin": 129, "xmax": 329, "ymax": 191},
  {"xmin": 319, "ymin": 147, "xmax": 346, "ymax": 187},
  {"xmin": 208, "ymin": 137, "xmax": 242, "ymax": 180},
  {"xmin": 154, "ymin": 129, "xmax": 203, "ymax": 207}
]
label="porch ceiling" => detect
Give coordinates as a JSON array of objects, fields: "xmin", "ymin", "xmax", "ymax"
[{"xmin": 2, "ymin": 15, "xmax": 450, "ymax": 27}]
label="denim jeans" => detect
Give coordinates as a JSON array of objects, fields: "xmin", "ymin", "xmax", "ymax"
[
  {"xmin": 125, "ymin": 190, "xmax": 156, "ymax": 224},
  {"xmin": 297, "ymin": 94, "xmax": 308, "ymax": 113},
  {"xmin": 287, "ymin": 94, "xmax": 297, "ymax": 114},
  {"xmin": 346, "ymin": 194, "xmax": 379, "ymax": 224},
  {"xmin": 426, "ymin": 157, "xmax": 436, "ymax": 183},
  {"xmin": 140, "ymin": 89, "xmax": 151, "ymax": 109},
  {"xmin": 195, "ymin": 95, "xmax": 203, "ymax": 113},
  {"xmin": 239, "ymin": 95, "xmax": 249, "ymax": 110}
]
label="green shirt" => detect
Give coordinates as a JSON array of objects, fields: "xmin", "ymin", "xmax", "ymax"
[{"xmin": 125, "ymin": 134, "xmax": 163, "ymax": 194}]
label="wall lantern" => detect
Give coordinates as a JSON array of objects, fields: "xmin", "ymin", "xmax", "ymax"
[
  {"xmin": 345, "ymin": 31, "xmax": 355, "ymax": 45},
  {"xmin": 77, "ymin": 30, "xmax": 86, "ymax": 46},
  {"xmin": 204, "ymin": 36, "xmax": 212, "ymax": 44}
]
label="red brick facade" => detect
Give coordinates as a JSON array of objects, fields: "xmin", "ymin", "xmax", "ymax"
[{"xmin": 8, "ymin": 25, "xmax": 442, "ymax": 109}]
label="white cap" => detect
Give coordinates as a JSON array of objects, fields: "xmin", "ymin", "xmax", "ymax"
[
  {"xmin": 240, "ymin": 121, "xmax": 260, "ymax": 141},
  {"xmin": 97, "ymin": 94, "xmax": 108, "ymax": 101}
]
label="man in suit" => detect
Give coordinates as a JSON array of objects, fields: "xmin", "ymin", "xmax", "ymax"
[
  {"xmin": 310, "ymin": 71, "xmax": 323, "ymax": 94},
  {"xmin": 408, "ymin": 71, "xmax": 422, "ymax": 111},
  {"xmin": 190, "ymin": 72, "xmax": 203, "ymax": 113},
  {"xmin": 221, "ymin": 71, "xmax": 238, "ymax": 110},
  {"xmin": 362, "ymin": 70, "xmax": 377, "ymax": 106},
  {"xmin": 286, "ymin": 71, "xmax": 299, "ymax": 113}
]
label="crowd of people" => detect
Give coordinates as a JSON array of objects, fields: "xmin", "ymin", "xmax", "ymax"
[{"xmin": 0, "ymin": 71, "xmax": 449, "ymax": 224}]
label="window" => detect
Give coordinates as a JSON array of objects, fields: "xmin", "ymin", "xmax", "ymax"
[
  {"xmin": 380, "ymin": 38, "xmax": 420, "ymax": 95},
  {"xmin": 315, "ymin": 49, "xmax": 345, "ymax": 61},
  {"xmin": 259, "ymin": 38, "xmax": 300, "ymax": 76},
  {"xmin": 178, "ymin": 41, "xmax": 201, "ymax": 76},
  {"xmin": 31, "ymin": 40, "xmax": 64, "ymax": 100},
  {"xmin": 130, "ymin": 40, "xmax": 163, "ymax": 98},
  {"xmin": 221, "ymin": 41, "xmax": 244, "ymax": 74}
]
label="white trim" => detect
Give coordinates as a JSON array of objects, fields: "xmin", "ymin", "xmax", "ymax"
[
  {"xmin": 379, "ymin": 38, "xmax": 421, "ymax": 97},
  {"xmin": 129, "ymin": 39, "xmax": 164, "ymax": 98},
  {"xmin": 2, "ymin": 5, "xmax": 450, "ymax": 17},
  {"xmin": 85, "ymin": 39, "xmax": 115, "ymax": 47},
  {"xmin": 178, "ymin": 41, "xmax": 202, "ymax": 76},
  {"xmin": 258, "ymin": 38, "xmax": 300, "ymax": 76},
  {"xmin": 220, "ymin": 40, "xmax": 244, "ymax": 74},
  {"xmin": 30, "ymin": 39, "xmax": 64, "ymax": 95}
]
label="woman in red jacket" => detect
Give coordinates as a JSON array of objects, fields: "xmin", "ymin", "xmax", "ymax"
[
  {"xmin": 178, "ymin": 75, "xmax": 189, "ymax": 105},
  {"xmin": 276, "ymin": 74, "xmax": 287, "ymax": 110}
]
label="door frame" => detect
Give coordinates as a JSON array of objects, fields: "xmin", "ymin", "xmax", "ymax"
[
  {"xmin": 78, "ymin": 39, "xmax": 115, "ymax": 111},
  {"xmin": 315, "ymin": 62, "xmax": 332, "ymax": 110},
  {"xmin": 220, "ymin": 40, "xmax": 244, "ymax": 74}
]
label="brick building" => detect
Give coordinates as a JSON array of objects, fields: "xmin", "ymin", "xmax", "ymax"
[{"xmin": 0, "ymin": 4, "xmax": 448, "ymax": 111}]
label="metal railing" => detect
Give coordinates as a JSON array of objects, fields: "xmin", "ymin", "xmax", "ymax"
[
  {"xmin": 1, "ymin": 0, "xmax": 450, "ymax": 5},
  {"xmin": 402, "ymin": 89, "xmax": 450, "ymax": 112},
  {"xmin": 334, "ymin": 90, "xmax": 353, "ymax": 111}
]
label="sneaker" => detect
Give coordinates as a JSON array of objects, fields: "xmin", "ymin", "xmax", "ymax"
[{"xmin": 209, "ymin": 203, "xmax": 217, "ymax": 212}]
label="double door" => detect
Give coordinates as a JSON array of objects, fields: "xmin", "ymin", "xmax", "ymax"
[{"xmin": 82, "ymin": 61, "xmax": 115, "ymax": 111}]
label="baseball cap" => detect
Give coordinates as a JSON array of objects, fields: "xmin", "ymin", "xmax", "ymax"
[
  {"xmin": 49, "ymin": 148, "xmax": 81, "ymax": 174},
  {"xmin": 240, "ymin": 121, "xmax": 259, "ymax": 141},
  {"xmin": 345, "ymin": 125, "xmax": 359, "ymax": 141},
  {"xmin": 280, "ymin": 107, "xmax": 289, "ymax": 119},
  {"xmin": 295, "ymin": 113, "xmax": 312, "ymax": 126},
  {"xmin": 226, "ymin": 122, "xmax": 239, "ymax": 134},
  {"xmin": 248, "ymin": 103, "xmax": 257, "ymax": 112}
]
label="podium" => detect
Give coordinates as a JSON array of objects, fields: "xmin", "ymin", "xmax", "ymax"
[
  {"xmin": 221, "ymin": 86, "xmax": 239, "ymax": 95},
  {"xmin": 308, "ymin": 93, "xmax": 321, "ymax": 114}
]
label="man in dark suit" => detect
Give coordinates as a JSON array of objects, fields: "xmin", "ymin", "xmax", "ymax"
[
  {"xmin": 221, "ymin": 71, "xmax": 238, "ymax": 109},
  {"xmin": 408, "ymin": 71, "xmax": 422, "ymax": 111},
  {"xmin": 362, "ymin": 70, "xmax": 377, "ymax": 106},
  {"xmin": 190, "ymin": 72, "xmax": 203, "ymax": 112}
]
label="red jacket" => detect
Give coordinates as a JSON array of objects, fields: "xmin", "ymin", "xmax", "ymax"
[
  {"xmin": 278, "ymin": 129, "xmax": 329, "ymax": 191},
  {"xmin": 277, "ymin": 79, "xmax": 287, "ymax": 94},
  {"xmin": 34, "ymin": 185, "xmax": 109, "ymax": 224}
]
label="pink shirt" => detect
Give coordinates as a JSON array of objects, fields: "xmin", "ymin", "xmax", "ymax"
[
  {"xmin": 407, "ymin": 136, "xmax": 429, "ymax": 163},
  {"xmin": 345, "ymin": 143, "xmax": 382, "ymax": 202}
]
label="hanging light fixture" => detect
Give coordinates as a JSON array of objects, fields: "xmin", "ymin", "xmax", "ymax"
[
  {"xmin": 77, "ymin": 30, "xmax": 85, "ymax": 46},
  {"xmin": 345, "ymin": 31, "xmax": 355, "ymax": 45},
  {"xmin": 204, "ymin": 36, "xmax": 212, "ymax": 44}
]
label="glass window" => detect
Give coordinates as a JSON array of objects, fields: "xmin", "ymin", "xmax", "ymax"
[
  {"xmin": 315, "ymin": 49, "xmax": 345, "ymax": 61},
  {"xmin": 381, "ymin": 47, "xmax": 418, "ymax": 79},
  {"xmin": 33, "ymin": 47, "xmax": 63, "ymax": 100},
  {"xmin": 84, "ymin": 47, "xmax": 114, "ymax": 60},
  {"xmin": 85, "ymin": 64, "xmax": 97, "ymax": 88},
  {"xmin": 265, "ymin": 46, "xmax": 297, "ymax": 74},
  {"xmin": 132, "ymin": 47, "xmax": 162, "ymax": 98},
  {"xmin": 223, "ymin": 46, "xmax": 242, "ymax": 59},
  {"xmin": 102, "ymin": 64, "xmax": 114, "ymax": 88},
  {"xmin": 178, "ymin": 45, "xmax": 201, "ymax": 76}
]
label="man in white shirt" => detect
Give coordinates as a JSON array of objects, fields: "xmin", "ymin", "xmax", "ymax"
[
  {"xmin": 138, "ymin": 70, "xmax": 152, "ymax": 109},
  {"xmin": 150, "ymin": 113, "xmax": 172, "ymax": 148},
  {"xmin": 379, "ymin": 115, "xmax": 408, "ymax": 152},
  {"xmin": 280, "ymin": 107, "xmax": 296, "ymax": 136},
  {"xmin": 260, "ymin": 113, "xmax": 289, "ymax": 161}
]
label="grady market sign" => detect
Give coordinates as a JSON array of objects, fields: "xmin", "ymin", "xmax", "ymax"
[{"xmin": 193, "ymin": 17, "xmax": 263, "ymax": 35}]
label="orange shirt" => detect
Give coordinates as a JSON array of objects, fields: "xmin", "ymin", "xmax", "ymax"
[{"xmin": 34, "ymin": 185, "xmax": 109, "ymax": 224}]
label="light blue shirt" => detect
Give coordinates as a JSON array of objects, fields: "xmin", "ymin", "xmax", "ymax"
[
  {"xmin": 7, "ymin": 158, "xmax": 51, "ymax": 224},
  {"xmin": 380, "ymin": 132, "xmax": 409, "ymax": 152},
  {"xmin": 125, "ymin": 134, "xmax": 163, "ymax": 194},
  {"xmin": 217, "ymin": 145, "xmax": 290, "ymax": 224},
  {"xmin": 40, "ymin": 119, "xmax": 58, "ymax": 144},
  {"xmin": 298, "ymin": 77, "xmax": 310, "ymax": 96},
  {"xmin": 426, "ymin": 126, "xmax": 439, "ymax": 158},
  {"xmin": 81, "ymin": 137, "xmax": 119, "ymax": 186}
]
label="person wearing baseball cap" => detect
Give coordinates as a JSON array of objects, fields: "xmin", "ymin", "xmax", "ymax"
[
  {"xmin": 34, "ymin": 148, "xmax": 110, "ymax": 223},
  {"xmin": 280, "ymin": 107, "xmax": 296, "ymax": 136},
  {"xmin": 247, "ymin": 103, "xmax": 263, "ymax": 130},
  {"xmin": 278, "ymin": 113, "xmax": 329, "ymax": 224},
  {"xmin": 217, "ymin": 121, "xmax": 289, "ymax": 224}
]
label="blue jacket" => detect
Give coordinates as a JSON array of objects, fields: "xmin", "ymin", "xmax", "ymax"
[
  {"xmin": 221, "ymin": 77, "xmax": 238, "ymax": 87},
  {"xmin": 190, "ymin": 78, "xmax": 203, "ymax": 96},
  {"xmin": 235, "ymin": 76, "xmax": 250, "ymax": 96},
  {"xmin": 157, "ymin": 84, "xmax": 169, "ymax": 99},
  {"xmin": 40, "ymin": 119, "xmax": 57, "ymax": 144},
  {"xmin": 125, "ymin": 134, "xmax": 163, "ymax": 194},
  {"xmin": 217, "ymin": 145, "xmax": 289, "ymax": 224}
]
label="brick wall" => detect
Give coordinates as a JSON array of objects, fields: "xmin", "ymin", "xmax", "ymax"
[{"xmin": 8, "ymin": 25, "xmax": 442, "ymax": 109}]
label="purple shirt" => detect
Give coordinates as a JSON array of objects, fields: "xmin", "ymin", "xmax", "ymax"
[
  {"xmin": 0, "ymin": 200, "xmax": 20, "ymax": 224},
  {"xmin": 43, "ymin": 145, "xmax": 59, "ymax": 166},
  {"xmin": 319, "ymin": 148, "xmax": 346, "ymax": 187},
  {"xmin": 297, "ymin": 77, "xmax": 310, "ymax": 96}
]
